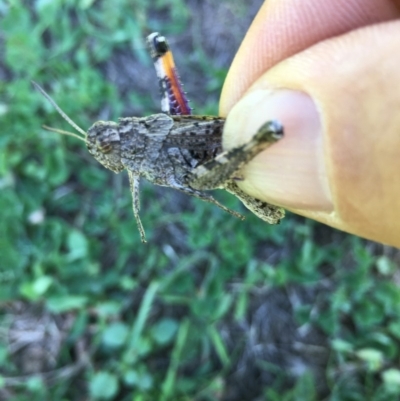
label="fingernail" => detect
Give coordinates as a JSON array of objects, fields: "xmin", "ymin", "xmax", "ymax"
[{"xmin": 223, "ymin": 89, "xmax": 333, "ymax": 212}]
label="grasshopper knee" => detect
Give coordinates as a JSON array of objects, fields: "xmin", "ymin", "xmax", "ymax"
[{"xmin": 255, "ymin": 120, "xmax": 284, "ymax": 143}]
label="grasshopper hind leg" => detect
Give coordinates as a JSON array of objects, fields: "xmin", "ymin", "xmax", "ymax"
[
  {"xmin": 188, "ymin": 120, "xmax": 285, "ymax": 224},
  {"xmin": 168, "ymin": 176, "xmax": 245, "ymax": 220},
  {"xmin": 188, "ymin": 120, "xmax": 283, "ymax": 190},
  {"xmin": 224, "ymin": 181, "xmax": 285, "ymax": 224}
]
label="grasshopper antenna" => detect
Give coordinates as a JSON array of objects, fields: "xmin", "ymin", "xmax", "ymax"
[
  {"xmin": 32, "ymin": 81, "xmax": 87, "ymax": 140},
  {"xmin": 42, "ymin": 125, "xmax": 86, "ymax": 142}
]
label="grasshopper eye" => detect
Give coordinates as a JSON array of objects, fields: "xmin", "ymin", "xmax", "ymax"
[{"xmin": 96, "ymin": 138, "xmax": 113, "ymax": 154}]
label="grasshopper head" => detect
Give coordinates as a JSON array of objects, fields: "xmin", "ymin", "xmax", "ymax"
[
  {"xmin": 87, "ymin": 121, "xmax": 124, "ymax": 173},
  {"xmin": 33, "ymin": 81, "xmax": 125, "ymax": 173}
]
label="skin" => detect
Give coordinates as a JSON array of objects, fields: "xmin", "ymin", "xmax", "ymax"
[{"xmin": 220, "ymin": 0, "xmax": 400, "ymax": 247}]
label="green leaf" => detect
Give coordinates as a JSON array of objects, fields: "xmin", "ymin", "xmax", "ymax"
[
  {"xmin": 89, "ymin": 371, "xmax": 119, "ymax": 400},
  {"xmin": 150, "ymin": 318, "xmax": 178, "ymax": 345},
  {"xmin": 102, "ymin": 322, "xmax": 129, "ymax": 348},
  {"xmin": 137, "ymin": 372, "xmax": 153, "ymax": 390},
  {"xmin": 46, "ymin": 295, "xmax": 88, "ymax": 312},
  {"xmin": 388, "ymin": 320, "xmax": 400, "ymax": 339},
  {"xmin": 123, "ymin": 370, "xmax": 139, "ymax": 387},
  {"xmin": 331, "ymin": 339, "xmax": 354, "ymax": 353},
  {"xmin": 32, "ymin": 275, "xmax": 53, "ymax": 295},
  {"xmin": 208, "ymin": 325, "xmax": 230, "ymax": 367},
  {"xmin": 213, "ymin": 294, "xmax": 233, "ymax": 320},
  {"xmin": 382, "ymin": 369, "xmax": 400, "ymax": 394},
  {"xmin": 26, "ymin": 376, "xmax": 44, "ymax": 392},
  {"xmin": 382, "ymin": 369, "xmax": 400, "ymax": 385},
  {"xmin": 79, "ymin": 0, "xmax": 96, "ymax": 9},
  {"xmin": 95, "ymin": 301, "xmax": 123, "ymax": 317},
  {"xmin": 376, "ymin": 256, "xmax": 394, "ymax": 275},
  {"xmin": 66, "ymin": 229, "xmax": 88, "ymax": 261},
  {"xmin": 20, "ymin": 275, "xmax": 53, "ymax": 300},
  {"xmin": 356, "ymin": 348, "xmax": 384, "ymax": 371}
]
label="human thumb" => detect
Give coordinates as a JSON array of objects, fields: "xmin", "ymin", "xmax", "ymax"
[{"xmin": 222, "ymin": 21, "xmax": 400, "ymax": 247}]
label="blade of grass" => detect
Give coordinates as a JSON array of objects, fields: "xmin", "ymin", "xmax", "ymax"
[
  {"xmin": 161, "ymin": 318, "xmax": 190, "ymax": 400},
  {"xmin": 128, "ymin": 281, "xmax": 159, "ymax": 349}
]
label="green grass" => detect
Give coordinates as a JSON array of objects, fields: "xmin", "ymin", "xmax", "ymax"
[{"xmin": 1, "ymin": 1, "xmax": 400, "ymax": 400}]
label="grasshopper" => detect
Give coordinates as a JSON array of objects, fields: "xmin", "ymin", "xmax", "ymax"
[{"xmin": 33, "ymin": 32, "xmax": 285, "ymax": 243}]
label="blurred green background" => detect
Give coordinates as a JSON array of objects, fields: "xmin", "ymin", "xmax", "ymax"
[{"xmin": 1, "ymin": 1, "xmax": 400, "ymax": 400}]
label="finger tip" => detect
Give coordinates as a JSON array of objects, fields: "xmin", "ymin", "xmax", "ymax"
[{"xmin": 224, "ymin": 89, "xmax": 333, "ymax": 212}]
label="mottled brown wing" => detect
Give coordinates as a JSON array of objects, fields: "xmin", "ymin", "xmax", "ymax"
[{"xmin": 163, "ymin": 115, "xmax": 224, "ymax": 151}]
